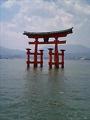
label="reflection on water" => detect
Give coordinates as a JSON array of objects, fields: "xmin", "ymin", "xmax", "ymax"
[{"xmin": 0, "ymin": 59, "xmax": 90, "ymax": 120}]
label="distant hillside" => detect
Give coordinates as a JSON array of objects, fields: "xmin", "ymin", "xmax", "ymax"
[
  {"xmin": 43, "ymin": 44, "xmax": 90, "ymax": 60},
  {"xmin": 0, "ymin": 47, "xmax": 25, "ymax": 59},
  {"xmin": 60, "ymin": 44, "xmax": 90, "ymax": 59},
  {"xmin": 0, "ymin": 45, "xmax": 90, "ymax": 60}
]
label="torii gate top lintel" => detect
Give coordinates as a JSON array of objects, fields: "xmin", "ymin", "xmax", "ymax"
[{"xmin": 23, "ymin": 27, "xmax": 73, "ymax": 39}]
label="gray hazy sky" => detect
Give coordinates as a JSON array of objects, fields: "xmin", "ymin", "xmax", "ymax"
[{"xmin": 0, "ymin": 0, "xmax": 90, "ymax": 50}]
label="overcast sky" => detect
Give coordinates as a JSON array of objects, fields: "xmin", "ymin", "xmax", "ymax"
[{"xmin": 0, "ymin": 0, "xmax": 90, "ymax": 50}]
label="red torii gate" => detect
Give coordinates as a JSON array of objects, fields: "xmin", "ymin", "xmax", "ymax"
[{"xmin": 23, "ymin": 27, "xmax": 73, "ymax": 69}]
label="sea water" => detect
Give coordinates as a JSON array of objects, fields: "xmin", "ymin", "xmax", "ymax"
[{"xmin": 0, "ymin": 59, "xmax": 90, "ymax": 120}]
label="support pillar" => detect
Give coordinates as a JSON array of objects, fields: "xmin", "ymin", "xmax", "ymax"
[
  {"xmin": 60, "ymin": 49, "xmax": 65, "ymax": 68},
  {"xmin": 40, "ymin": 50, "xmax": 43, "ymax": 68},
  {"xmin": 48, "ymin": 48, "xmax": 53, "ymax": 69},
  {"xmin": 26, "ymin": 48, "xmax": 31, "ymax": 68},
  {"xmin": 54, "ymin": 37, "xmax": 59, "ymax": 68},
  {"xmin": 34, "ymin": 38, "xmax": 38, "ymax": 68}
]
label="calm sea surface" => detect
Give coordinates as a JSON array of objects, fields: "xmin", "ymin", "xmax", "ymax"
[{"xmin": 0, "ymin": 59, "xmax": 90, "ymax": 120}]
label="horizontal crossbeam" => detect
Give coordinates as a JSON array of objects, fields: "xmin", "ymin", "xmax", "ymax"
[
  {"xmin": 26, "ymin": 61, "xmax": 43, "ymax": 64},
  {"xmin": 49, "ymin": 62, "xmax": 63, "ymax": 65},
  {"xmin": 29, "ymin": 40, "xmax": 66, "ymax": 45}
]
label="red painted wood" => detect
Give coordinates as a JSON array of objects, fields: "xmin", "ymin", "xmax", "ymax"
[
  {"xmin": 26, "ymin": 38, "xmax": 66, "ymax": 68},
  {"xmin": 54, "ymin": 38, "xmax": 59, "ymax": 68},
  {"xmin": 26, "ymin": 48, "xmax": 31, "ymax": 68},
  {"xmin": 60, "ymin": 50, "xmax": 65, "ymax": 68},
  {"xmin": 48, "ymin": 48, "xmax": 53, "ymax": 69},
  {"xmin": 51, "ymin": 62, "xmax": 62, "ymax": 65},
  {"xmin": 29, "ymin": 40, "xmax": 66, "ymax": 45},
  {"xmin": 34, "ymin": 38, "xmax": 38, "ymax": 67},
  {"xmin": 27, "ymin": 61, "xmax": 43, "ymax": 64},
  {"xmin": 26, "ymin": 33, "xmax": 67, "ymax": 38},
  {"xmin": 40, "ymin": 50, "xmax": 43, "ymax": 67}
]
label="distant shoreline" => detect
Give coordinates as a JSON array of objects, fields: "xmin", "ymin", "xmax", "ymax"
[{"xmin": 0, "ymin": 57, "xmax": 90, "ymax": 60}]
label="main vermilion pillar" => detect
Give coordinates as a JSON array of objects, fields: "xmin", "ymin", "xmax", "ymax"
[
  {"xmin": 54, "ymin": 37, "xmax": 59, "ymax": 68},
  {"xmin": 34, "ymin": 38, "xmax": 38, "ymax": 68}
]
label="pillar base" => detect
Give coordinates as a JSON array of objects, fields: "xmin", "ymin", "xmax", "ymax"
[
  {"xmin": 34, "ymin": 64, "xmax": 38, "ymax": 68},
  {"xmin": 55, "ymin": 65, "xmax": 59, "ymax": 69}
]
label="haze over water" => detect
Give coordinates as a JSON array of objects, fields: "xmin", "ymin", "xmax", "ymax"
[{"xmin": 0, "ymin": 59, "xmax": 90, "ymax": 120}]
